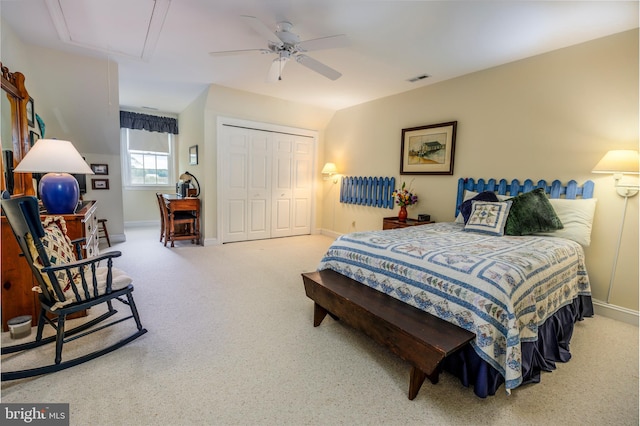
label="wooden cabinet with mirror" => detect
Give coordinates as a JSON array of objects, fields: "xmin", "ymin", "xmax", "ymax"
[{"xmin": 1, "ymin": 61, "xmax": 34, "ymax": 197}]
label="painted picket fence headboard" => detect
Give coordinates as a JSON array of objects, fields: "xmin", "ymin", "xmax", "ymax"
[
  {"xmin": 456, "ymin": 177, "xmax": 595, "ymax": 216},
  {"xmin": 340, "ymin": 176, "xmax": 396, "ymax": 209}
]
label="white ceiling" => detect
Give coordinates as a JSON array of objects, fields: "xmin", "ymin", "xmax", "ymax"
[{"xmin": 1, "ymin": 0, "xmax": 637, "ymax": 114}]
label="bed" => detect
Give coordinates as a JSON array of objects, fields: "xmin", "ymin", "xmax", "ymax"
[{"xmin": 305, "ymin": 177, "xmax": 596, "ymax": 398}]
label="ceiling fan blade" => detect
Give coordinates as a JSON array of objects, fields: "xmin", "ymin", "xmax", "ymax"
[
  {"xmin": 267, "ymin": 57, "xmax": 289, "ymax": 82},
  {"xmin": 241, "ymin": 15, "xmax": 284, "ymax": 48},
  {"xmin": 297, "ymin": 34, "xmax": 349, "ymax": 52},
  {"xmin": 209, "ymin": 48, "xmax": 271, "ymax": 56},
  {"xmin": 295, "ymin": 55, "xmax": 342, "ymax": 80}
]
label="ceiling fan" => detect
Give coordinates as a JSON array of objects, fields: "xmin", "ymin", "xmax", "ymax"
[{"xmin": 209, "ymin": 15, "xmax": 348, "ymax": 82}]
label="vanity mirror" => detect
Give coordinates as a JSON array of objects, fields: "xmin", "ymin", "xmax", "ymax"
[{"xmin": 1, "ymin": 62, "xmax": 34, "ymax": 196}]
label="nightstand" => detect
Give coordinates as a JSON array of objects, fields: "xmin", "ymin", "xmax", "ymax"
[{"xmin": 382, "ymin": 216, "xmax": 434, "ymax": 230}]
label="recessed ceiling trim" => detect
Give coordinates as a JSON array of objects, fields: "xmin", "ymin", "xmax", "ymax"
[{"xmin": 45, "ymin": 0, "xmax": 171, "ymax": 61}]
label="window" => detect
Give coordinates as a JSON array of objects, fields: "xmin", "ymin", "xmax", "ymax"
[{"xmin": 121, "ymin": 128, "xmax": 175, "ymax": 188}]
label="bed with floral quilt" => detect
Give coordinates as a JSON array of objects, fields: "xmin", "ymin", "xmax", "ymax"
[{"xmin": 306, "ymin": 178, "xmax": 596, "ymax": 398}]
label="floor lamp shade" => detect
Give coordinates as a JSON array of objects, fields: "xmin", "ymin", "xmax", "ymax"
[{"xmin": 13, "ymin": 139, "xmax": 94, "ymax": 214}]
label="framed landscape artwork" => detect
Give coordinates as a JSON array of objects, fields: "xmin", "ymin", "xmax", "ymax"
[{"xmin": 400, "ymin": 121, "xmax": 457, "ymax": 175}]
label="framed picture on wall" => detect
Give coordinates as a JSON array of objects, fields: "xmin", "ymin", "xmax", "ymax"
[
  {"xmin": 189, "ymin": 145, "xmax": 198, "ymax": 165},
  {"xmin": 26, "ymin": 97, "xmax": 35, "ymax": 127},
  {"xmin": 29, "ymin": 130, "xmax": 39, "ymax": 147},
  {"xmin": 400, "ymin": 121, "xmax": 457, "ymax": 175},
  {"xmin": 90, "ymin": 164, "xmax": 109, "ymax": 175},
  {"xmin": 91, "ymin": 179, "xmax": 109, "ymax": 190}
]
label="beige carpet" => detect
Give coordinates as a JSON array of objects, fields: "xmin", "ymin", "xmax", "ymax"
[{"xmin": 1, "ymin": 226, "xmax": 638, "ymax": 425}]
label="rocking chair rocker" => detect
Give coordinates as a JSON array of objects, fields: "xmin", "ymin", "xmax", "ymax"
[{"xmin": 1, "ymin": 196, "xmax": 147, "ymax": 380}]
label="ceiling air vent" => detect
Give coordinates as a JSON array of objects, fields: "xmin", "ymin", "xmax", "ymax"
[{"xmin": 407, "ymin": 74, "xmax": 430, "ymax": 83}]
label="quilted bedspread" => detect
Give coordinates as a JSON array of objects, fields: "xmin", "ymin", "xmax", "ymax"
[{"xmin": 317, "ymin": 222, "xmax": 591, "ymax": 391}]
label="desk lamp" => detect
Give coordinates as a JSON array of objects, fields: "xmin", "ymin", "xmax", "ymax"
[
  {"xmin": 13, "ymin": 139, "xmax": 94, "ymax": 214},
  {"xmin": 179, "ymin": 171, "xmax": 200, "ymax": 197}
]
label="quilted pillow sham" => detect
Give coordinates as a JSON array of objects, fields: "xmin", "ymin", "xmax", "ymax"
[
  {"xmin": 504, "ymin": 188, "xmax": 563, "ymax": 236},
  {"xmin": 455, "ymin": 190, "xmax": 510, "ymax": 223},
  {"xmin": 458, "ymin": 191, "xmax": 500, "ymax": 224},
  {"xmin": 463, "ymin": 200, "xmax": 512, "ymax": 236}
]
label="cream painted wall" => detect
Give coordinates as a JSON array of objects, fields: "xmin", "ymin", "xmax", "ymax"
[{"xmin": 322, "ymin": 29, "xmax": 639, "ymax": 311}]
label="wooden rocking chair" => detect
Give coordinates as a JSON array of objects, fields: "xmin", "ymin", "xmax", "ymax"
[{"xmin": 1, "ymin": 196, "xmax": 147, "ymax": 380}]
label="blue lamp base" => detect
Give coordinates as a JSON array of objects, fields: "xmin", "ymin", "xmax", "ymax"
[{"xmin": 39, "ymin": 173, "xmax": 80, "ymax": 214}]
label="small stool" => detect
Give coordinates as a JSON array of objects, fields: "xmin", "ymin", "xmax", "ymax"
[{"xmin": 98, "ymin": 218, "xmax": 111, "ymax": 247}]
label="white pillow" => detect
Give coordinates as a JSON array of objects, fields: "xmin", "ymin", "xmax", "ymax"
[
  {"xmin": 535, "ymin": 198, "xmax": 597, "ymax": 246},
  {"xmin": 455, "ymin": 190, "xmax": 510, "ymax": 223}
]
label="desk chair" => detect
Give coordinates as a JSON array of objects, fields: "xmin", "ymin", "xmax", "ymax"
[
  {"xmin": 155, "ymin": 192, "xmax": 167, "ymax": 243},
  {"xmin": 0, "ymin": 196, "xmax": 147, "ymax": 380}
]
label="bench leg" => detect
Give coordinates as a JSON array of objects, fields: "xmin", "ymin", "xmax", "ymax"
[
  {"xmin": 408, "ymin": 366, "xmax": 427, "ymax": 400},
  {"xmin": 408, "ymin": 365, "xmax": 442, "ymax": 400},
  {"xmin": 313, "ymin": 303, "xmax": 328, "ymax": 327}
]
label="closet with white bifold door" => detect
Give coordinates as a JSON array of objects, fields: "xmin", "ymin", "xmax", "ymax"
[{"xmin": 220, "ymin": 123, "xmax": 315, "ymax": 243}]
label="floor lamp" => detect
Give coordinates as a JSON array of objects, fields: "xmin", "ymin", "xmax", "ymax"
[{"xmin": 592, "ymin": 150, "xmax": 640, "ymax": 303}]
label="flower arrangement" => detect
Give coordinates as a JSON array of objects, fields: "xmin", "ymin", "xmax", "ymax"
[{"xmin": 392, "ymin": 181, "xmax": 418, "ymax": 207}]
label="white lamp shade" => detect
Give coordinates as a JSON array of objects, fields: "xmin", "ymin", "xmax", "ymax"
[
  {"xmin": 321, "ymin": 162, "xmax": 338, "ymax": 175},
  {"xmin": 592, "ymin": 150, "xmax": 640, "ymax": 174},
  {"xmin": 13, "ymin": 139, "xmax": 94, "ymax": 174}
]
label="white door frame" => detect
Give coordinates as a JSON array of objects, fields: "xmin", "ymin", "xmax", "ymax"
[{"xmin": 217, "ymin": 116, "xmax": 319, "ymax": 243}]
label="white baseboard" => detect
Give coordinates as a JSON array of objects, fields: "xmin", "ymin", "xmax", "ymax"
[
  {"xmin": 320, "ymin": 228, "xmax": 342, "ymax": 239},
  {"xmin": 203, "ymin": 237, "xmax": 221, "ymax": 246},
  {"xmin": 592, "ymin": 299, "xmax": 639, "ymax": 326}
]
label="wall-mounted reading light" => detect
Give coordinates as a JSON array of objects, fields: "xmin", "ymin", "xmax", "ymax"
[
  {"xmin": 592, "ymin": 149, "xmax": 639, "ymax": 303},
  {"xmin": 321, "ymin": 162, "xmax": 339, "ymax": 183},
  {"xmin": 592, "ymin": 149, "xmax": 639, "ymax": 197}
]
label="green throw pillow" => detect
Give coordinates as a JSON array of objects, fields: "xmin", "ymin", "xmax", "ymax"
[{"xmin": 504, "ymin": 188, "xmax": 564, "ymax": 236}]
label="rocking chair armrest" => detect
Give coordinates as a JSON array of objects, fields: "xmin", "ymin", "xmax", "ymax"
[
  {"xmin": 41, "ymin": 250, "xmax": 122, "ymax": 273},
  {"xmin": 70, "ymin": 237, "xmax": 86, "ymax": 259}
]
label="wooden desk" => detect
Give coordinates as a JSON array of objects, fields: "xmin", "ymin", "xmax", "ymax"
[
  {"xmin": 162, "ymin": 194, "xmax": 201, "ymax": 246},
  {"xmin": 1, "ymin": 200, "xmax": 98, "ymax": 331}
]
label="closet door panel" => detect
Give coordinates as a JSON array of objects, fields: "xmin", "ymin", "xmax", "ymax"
[
  {"xmin": 271, "ymin": 137, "xmax": 294, "ymax": 238},
  {"xmin": 246, "ymin": 133, "xmax": 271, "ymax": 240},
  {"xmin": 290, "ymin": 139, "xmax": 313, "ymax": 235},
  {"xmin": 222, "ymin": 132, "xmax": 249, "ymax": 242}
]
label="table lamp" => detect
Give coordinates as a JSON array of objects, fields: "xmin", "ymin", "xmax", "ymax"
[
  {"xmin": 13, "ymin": 139, "xmax": 94, "ymax": 214},
  {"xmin": 179, "ymin": 171, "xmax": 200, "ymax": 197}
]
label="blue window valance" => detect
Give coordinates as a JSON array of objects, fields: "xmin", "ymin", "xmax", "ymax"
[{"xmin": 120, "ymin": 111, "xmax": 179, "ymax": 135}]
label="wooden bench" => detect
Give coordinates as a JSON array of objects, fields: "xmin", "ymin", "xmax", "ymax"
[{"xmin": 302, "ymin": 269, "xmax": 475, "ymax": 400}]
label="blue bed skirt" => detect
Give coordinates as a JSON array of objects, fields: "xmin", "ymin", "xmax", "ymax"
[{"xmin": 442, "ymin": 295, "xmax": 594, "ymax": 398}]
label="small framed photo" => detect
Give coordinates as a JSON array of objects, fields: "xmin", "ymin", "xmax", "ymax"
[
  {"xmin": 400, "ymin": 121, "xmax": 457, "ymax": 175},
  {"xmin": 189, "ymin": 145, "xmax": 198, "ymax": 165},
  {"xmin": 26, "ymin": 97, "xmax": 35, "ymax": 127},
  {"xmin": 29, "ymin": 130, "xmax": 39, "ymax": 147},
  {"xmin": 91, "ymin": 179, "xmax": 109, "ymax": 190},
  {"xmin": 91, "ymin": 163, "xmax": 109, "ymax": 175}
]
